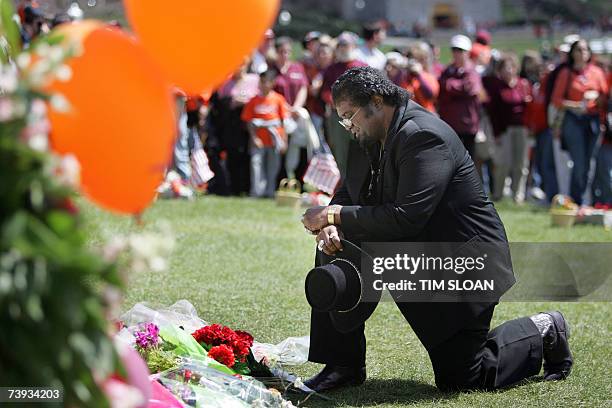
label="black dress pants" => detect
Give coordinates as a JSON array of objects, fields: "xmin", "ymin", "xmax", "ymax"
[
  {"xmin": 226, "ymin": 147, "xmax": 250, "ymax": 196},
  {"xmin": 308, "ymin": 302, "xmax": 543, "ymax": 391}
]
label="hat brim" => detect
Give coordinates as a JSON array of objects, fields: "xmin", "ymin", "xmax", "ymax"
[{"xmin": 316, "ymin": 239, "xmax": 381, "ymax": 333}]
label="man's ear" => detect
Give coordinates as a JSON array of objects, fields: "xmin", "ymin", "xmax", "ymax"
[{"xmin": 371, "ymin": 95, "xmax": 384, "ymax": 110}]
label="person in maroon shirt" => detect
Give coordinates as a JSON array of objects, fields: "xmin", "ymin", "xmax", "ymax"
[
  {"xmin": 438, "ymin": 35, "xmax": 483, "ymax": 160},
  {"xmin": 321, "ymin": 32, "xmax": 368, "ymax": 178},
  {"xmin": 483, "ymin": 53, "xmax": 532, "ymax": 202},
  {"xmin": 272, "ymin": 37, "xmax": 310, "ymax": 182},
  {"xmin": 273, "ymin": 36, "xmax": 309, "ymax": 109},
  {"xmin": 306, "ymin": 40, "xmax": 334, "ymax": 140}
]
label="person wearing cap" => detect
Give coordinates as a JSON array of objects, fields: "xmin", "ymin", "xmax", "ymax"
[
  {"xmin": 300, "ymin": 66, "xmax": 573, "ymax": 394},
  {"xmin": 438, "ymin": 34, "xmax": 483, "ymax": 160},
  {"xmin": 302, "ymin": 31, "xmax": 322, "ymax": 69},
  {"xmin": 354, "ymin": 22, "xmax": 387, "ymax": 71},
  {"xmin": 320, "ymin": 32, "xmax": 368, "ymax": 178}
]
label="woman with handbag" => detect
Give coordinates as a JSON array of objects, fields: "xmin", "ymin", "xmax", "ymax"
[{"xmin": 551, "ymin": 39, "xmax": 609, "ymax": 205}]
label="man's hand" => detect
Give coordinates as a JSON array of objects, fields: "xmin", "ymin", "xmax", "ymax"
[
  {"xmin": 302, "ymin": 206, "xmax": 329, "ymax": 233},
  {"xmin": 316, "ymin": 225, "xmax": 344, "ymax": 255}
]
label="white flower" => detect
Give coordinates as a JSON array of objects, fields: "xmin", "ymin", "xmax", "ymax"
[
  {"xmin": 149, "ymin": 256, "xmax": 167, "ymax": 272},
  {"xmin": 50, "ymin": 94, "xmax": 71, "ymax": 113},
  {"xmin": 27, "ymin": 60, "xmax": 53, "ymax": 88},
  {"xmin": 28, "ymin": 133, "xmax": 49, "ymax": 151},
  {"xmin": 103, "ymin": 224, "xmax": 175, "ymax": 274},
  {"xmin": 103, "ymin": 235, "xmax": 128, "ymax": 262},
  {"xmin": 48, "ymin": 46, "xmax": 65, "ymax": 64},
  {"xmin": 16, "ymin": 53, "xmax": 31, "ymax": 70},
  {"xmin": 27, "ymin": 71, "xmax": 46, "ymax": 89},
  {"xmin": 0, "ymin": 67, "xmax": 18, "ymax": 93},
  {"xmin": 35, "ymin": 43, "xmax": 51, "ymax": 58},
  {"xmin": 55, "ymin": 65, "xmax": 72, "ymax": 82},
  {"xmin": 56, "ymin": 154, "xmax": 81, "ymax": 187}
]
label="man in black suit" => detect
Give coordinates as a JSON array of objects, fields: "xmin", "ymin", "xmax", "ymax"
[{"xmin": 301, "ymin": 67, "xmax": 572, "ymax": 392}]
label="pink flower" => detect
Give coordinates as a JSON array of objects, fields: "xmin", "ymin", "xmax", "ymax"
[
  {"xmin": 0, "ymin": 98, "xmax": 14, "ymax": 122},
  {"xmin": 134, "ymin": 323, "xmax": 160, "ymax": 350}
]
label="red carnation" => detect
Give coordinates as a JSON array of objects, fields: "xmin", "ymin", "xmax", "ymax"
[
  {"xmin": 230, "ymin": 338, "xmax": 250, "ymax": 361},
  {"xmin": 192, "ymin": 324, "xmax": 226, "ymax": 346},
  {"xmin": 208, "ymin": 344, "xmax": 235, "ymax": 368},
  {"xmin": 235, "ymin": 330, "xmax": 254, "ymax": 348}
]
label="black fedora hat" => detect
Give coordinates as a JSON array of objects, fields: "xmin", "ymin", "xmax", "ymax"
[{"xmin": 305, "ymin": 239, "xmax": 380, "ymax": 333}]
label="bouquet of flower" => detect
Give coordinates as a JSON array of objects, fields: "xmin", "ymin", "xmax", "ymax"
[
  {"xmin": 132, "ymin": 322, "xmax": 180, "ymax": 373},
  {"xmin": 192, "ymin": 324, "xmax": 272, "ymax": 377}
]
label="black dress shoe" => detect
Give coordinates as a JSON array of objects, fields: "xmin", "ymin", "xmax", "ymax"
[
  {"xmin": 303, "ymin": 365, "xmax": 366, "ymax": 392},
  {"xmin": 541, "ymin": 311, "xmax": 573, "ymax": 380}
]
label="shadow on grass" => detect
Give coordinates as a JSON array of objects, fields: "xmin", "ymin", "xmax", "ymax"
[
  {"xmin": 288, "ymin": 378, "xmax": 458, "ymax": 407},
  {"xmin": 288, "ymin": 375, "xmax": 550, "ymax": 407}
]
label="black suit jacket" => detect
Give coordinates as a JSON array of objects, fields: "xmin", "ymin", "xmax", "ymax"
[{"xmin": 329, "ymin": 99, "xmax": 516, "ymax": 349}]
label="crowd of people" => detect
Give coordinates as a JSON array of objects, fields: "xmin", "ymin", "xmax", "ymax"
[
  {"xmin": 16, "ymin": 0, "xmax": 610, "ymax": 207},
  {"xmin": 174, "ymin": 22, "xmax": 610, "ymax": 207}
]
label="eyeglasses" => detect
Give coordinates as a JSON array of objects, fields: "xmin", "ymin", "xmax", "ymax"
[{"xmin": 338, "ymin": 107, "xmax": 362, "ymax": 131}]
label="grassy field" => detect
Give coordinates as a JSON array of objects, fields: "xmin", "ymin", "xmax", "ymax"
[{"xmin": 83, "ymin": 197, "xmax": 611, "ymax": 408}]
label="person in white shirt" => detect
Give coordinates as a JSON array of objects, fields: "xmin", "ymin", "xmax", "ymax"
[{"xmin": 354, "ymin": 22, "xmax": 387, "ymax": 71}]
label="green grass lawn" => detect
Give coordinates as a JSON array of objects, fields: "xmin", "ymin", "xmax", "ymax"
[{"xmin": 83, "ymin": 197, "xmax": 611, "ymax": 407}]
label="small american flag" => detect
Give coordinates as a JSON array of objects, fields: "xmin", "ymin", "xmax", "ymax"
[
  {"xmin": 303, "ymin": 153, "xmax": 341, "ymax": 195},
  {"xmin": 191, "ymin": 147, "xmax": 215, "ymax": 185}
]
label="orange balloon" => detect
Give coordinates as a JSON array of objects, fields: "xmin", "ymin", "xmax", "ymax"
[
  {"xmin": 48, "ymin": 21, "xmax": 176, "ymax": 215},
  {"xmin": 124, "ymin": 0, "xmax": 280, "ymax": 94}
]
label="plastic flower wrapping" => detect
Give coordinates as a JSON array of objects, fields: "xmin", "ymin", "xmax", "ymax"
[{"xmin": 116, "ymin": 300, "xmax": 313, "ymax": 407}]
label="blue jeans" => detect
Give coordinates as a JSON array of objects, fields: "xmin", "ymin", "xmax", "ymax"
[
  {"xmin": 592, "ymin": 143, "xmax": 612, "ymax": 205},
  {"xmin": 535, "ymin": 128, "xmax": 558, "ymax": 202},
  {"xmin": 561, "ymin": 111, "xmax": 600, "ymax": 205}
]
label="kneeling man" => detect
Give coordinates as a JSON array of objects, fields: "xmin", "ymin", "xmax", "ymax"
[{"xmin": 301, "ymin": 67, "xmax": 572, "ymax": 392}]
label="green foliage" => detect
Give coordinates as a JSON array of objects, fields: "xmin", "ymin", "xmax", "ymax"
[
  {"xmin": 0, "ymin": 2, "xmax": 123, "ymax": 404},
  {"xmin": 0, "ymin": 115, "xmax": 123, "ymax": 408},
  {"xmin": 0, "ymin": 0, "xmax": 21, "ymax": 64},
  {"xmin": 138, "ymin": 346, "xmax": 179, "ymax": 374}
]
